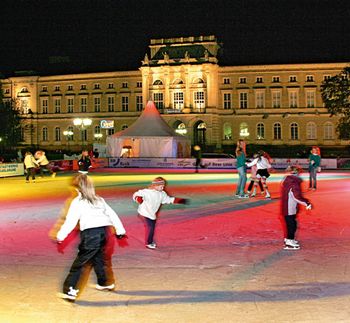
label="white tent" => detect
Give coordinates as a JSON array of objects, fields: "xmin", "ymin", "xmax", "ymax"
[{"xmin": 106, "ymin": 101, "xmax": 191, "ymax": 158}]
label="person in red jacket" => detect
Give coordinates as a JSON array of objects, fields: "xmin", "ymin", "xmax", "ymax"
[{"xmin": 281, "ymin": 166, "xmax": 312, "ymax": 250}]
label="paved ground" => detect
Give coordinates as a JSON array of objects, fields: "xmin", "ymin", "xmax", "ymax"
[{"xmin": 0, "ymin": 169, "xmax": 349, "ymax": 323}]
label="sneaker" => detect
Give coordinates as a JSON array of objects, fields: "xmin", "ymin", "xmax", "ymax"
[
  {"xmin": 51, "ymin": 172, "xmax": 56, "ymax": 178},
  {"xmin": 284, "ymin": 238, "xmax": 299, "ymax": 245},
  {"xmin": 62, "ymin": 286, "xmax": 79, "ymax": 301},
  {"xmin": 238, "ymin": 194, "xmax": 249, "ymax": 198},
  {"xmin": 96, "ymin": 283, "xmax": 115, "ymax": 291},
  {"xmin": 146, "ymin": 243, "xmax": 157, "ymax": 249},
  {"xmin": 234, "ymin": 194, "xmax": 240, "ymax": 197},
  {"xmin": 283, "ymin": 244, "xmax": 300, "ymax": 250},
  {"xmin": 250, "ymin": 194, "xmax": 256, "ymax": 197},
  {"xmin": 284, "ymin": 239, "xmax": 300, "ymax": 249},
  {"xmin": 265, "ymin": 194, "xmax": 271, "ymax": 199}
]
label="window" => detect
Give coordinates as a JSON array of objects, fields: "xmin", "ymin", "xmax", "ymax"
[
  {"xmin": 153, "ymin": 80, "xmax": 163, "ymax": 86},
  {"xmin": 153, "ymin": 93, "xmax": 164, "ymax": 110},
  {"xmin": 273, "ymin": 123, "xmax": 282, "ymax": 140},
  {"xmin": 223, "ymin": 78, "xmax": 230, "ymax": 84},
  {"xmin": 323, "ymin": 75, "xmax": 331, "ymax": 81},
  {"xmin": 306, "ymin": 75, "xmax": 314, "ymax": 82},
  {"xmin": 80, "ymin": 84, "xmax": 87, "ymax": 90},
  {"xmin": 193, "ymin": 91, "xmax": 205, "ymax": 110},
  {"xmin": 324, "ymin": 122, "xmax": 334, "ymax": 140},
  {"xmin": 239, "ymin": 77, "xmax": 246, "ymax": 84},
  {"xmin": 256, "ymin": 77, "xmax": 263, "ymax": 83},
  {"xmin": 67, "ymin": 98, "xmax": 74, "ymax": 113},
  {"xmin": 67, "ymin": 85, "xmax": 73, "ymax": 91},
  {"xmin": 223, "ymin": 93, "xmax": 231, "ymax": 109},
  {"xmin": 290, "ymin": 123, "xmax": 299, "ymax": 140},
  {"xmin": 107, "ymin": 96, "xmax": 115, "ymax": 112},
  {"xmin": 41, "ymin": 99, "xmax": 48, "ymax": 114},
  {"xmin": 4, "ymin": 88, "xmax": 10, "ymax": 94},
  {"xmin": 55, "ymin": 127, "xmax": 61, "ymax": 141},
  {"xmin": 239, "ymin": 122, "xmax": 249, "ymax": 137},
  {"xmin": 54, "ymin": 85, "xmax": 60, "ymax": 91},
  {"xmin": 94, "ymin": 97, "xmax": 101, "ymax": 112},
  {"xmin": 41, "ymin": 86, "xmax": 48, "ymax": 92},
  {"xmin": 175, "ymin": 122, "xmax": 187, "ymax": 135},
  {"xmin": 107, "ymin": 129, "xmax": 115, "ymax": 135},
  {"xmin": 239, "ymin": 92, "xmax": 248, "ymax": 109},
  {"xmin": 306, "ymin": 122, "xmax": 317, "ymax": 140},
  {"xmin": 306, "ymin": 90, "xmax": 315, "ymax": 108},
  {"xmin": 289, "ymin": 91, "xmax": 298, "ymax": 108},
  {"xmin": 20, "ymin": 87, "xmax": 29, "ymax": 93},
  {"xmin": 272, "ymin": 91, "xmax": 281, "ymax": 108},
  {"xmin": 94, "ymin": 125, "xmax": 101, "ymax": 134},
  {"xmin": 122, "ymin": 96, "xmax": 129, "ymax": 112},
  {"xmin": 108, "ymin": 83, "xmax": 114, "ymax": 89},
  {"xmin": 67, "ymin": 126, "xmax": 74, "ymax": 140},
  {"xmin": 257, "ymin": 123, "xmax": 265, "ymax": 139},
  {"xmin": 42, "ymin": 127, "xmax": 48, "ymax": 141},
  {"xmin": 121, "ymin": 125, "xmax": 128, "ymax": 130},
  {"xmin": 80, "ymin": 97, "xmax": 87, "ymax": 112},
  {"xmin": 255, "ymin": 91, "xmax": 265, "ymax": 108},
  {"xmin": 136, "ymin": 81, "xmax": 142, "ymax": 88},
  {"xmin": 94, "ymin": 83, "xmax": 100, "ymax": 89},
  {"xmin": 122, "ymin": 82, "xmax": 128, "ymax": 88},
  {"xmin": 54, "ymin": 98, "xmax": 61, "ymax": 113},
  {"xmin": 289, "ymin": 76, "xmax": 297, "ymax": 82},
  {"xmin": 81, "ymin": 129, "xmax": 88, "ymax": 142},
  {"xmin": 223, "ymin": 123, "xmax": 232, "ymax": 139},
  {"xmin": 136, "ymin": 95, "xmax": 143, "ymax": 111},
  {"xmin": 173, "ymin": 92, "xmax": 184, "ymax": 110},
  {"xmin": 272, "ymin": 76, "xmax": 280, "ymax": 83}
]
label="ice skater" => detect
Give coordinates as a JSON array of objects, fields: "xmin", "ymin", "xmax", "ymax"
[
  {"xmin": 35, "ymin": 150, "xmax": 56, "ymax": 178},
  {"xmin": 246, "ymin": 153, "xmax": 264, "ymax": 197},
  {"xmin": 193, "ymin": 145, "xmax": 205, "ymax": 173},
  {"xmin": 133, "ymin": 177, "xmax": 187, "ymax": 249},
  {"xmin": 281, "ymin": 165, "xmax": 312, "ymax": 250},
  {"xmin": 308, "ymin": 146, "xmax": 321, "ymax": 190},
  {"xmin": 78, "ymin": 150, "xmax": 92, "ymax": 174},
  {"xmin": 53, "ymin": 174, "xmax": 126, "ymax": 301},
  {"xmin": 246, "ymin": 150, "xmax": 272, "ymax": 199},
  {"xmin": 24, "ymin": 151, "xmax": 39, "ymax": 183}
]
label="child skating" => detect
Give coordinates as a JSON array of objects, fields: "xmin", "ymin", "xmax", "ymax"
[
  {"xmin": 53, "ymin": 174, "xmax": 126, "ymax": 301},
  {"xmin": 281, "ymin": 166, "xmax": 312, "ymax": 250},
  {"xmin": 133, "ymin": 177, "xmax": 187, "ymax": 249}
]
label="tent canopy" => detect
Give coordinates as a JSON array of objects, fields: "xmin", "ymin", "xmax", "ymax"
[{"xmin": 107, "ymin": 101, "xmax": 191, "ymax": 158}]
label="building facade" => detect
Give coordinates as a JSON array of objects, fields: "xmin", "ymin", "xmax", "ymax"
[{"xmin": 1, "ymin": 35, "xmax": 349, "ymax": 152}]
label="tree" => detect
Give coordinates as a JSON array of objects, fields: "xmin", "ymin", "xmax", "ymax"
[
  {"xmin": 0, "ymin": 84, "xmax": 22, "ymax": 150},
  {"xmin": 321, "ymin": 67, "xmax": 350, "ymax": 139}
]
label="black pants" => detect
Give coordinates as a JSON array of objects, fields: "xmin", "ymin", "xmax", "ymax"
[
  {"xmin": 63, "ymin": 227, "xmax": 110, "ymax": 293},
  {"xmin": 39, "ymin": 164, "xmax": 53, "ymax": 176},
  {"xmin": 284, "ymin": 214, "xmax": 297, "ymax": 240},
  {"xmin": 25, "ymin": 167, "xmax": 36, "ymax": 180},
  {"xmin": 247, "ymin": 179, "xmax": 264, "ymax": 192},
  {"xmin": 144, "ymin": 217, "xmax": 156, "ymax": 245}
]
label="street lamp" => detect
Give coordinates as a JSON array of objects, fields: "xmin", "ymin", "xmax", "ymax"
[
  {"xmin": 73, "ymin": 118, "xmax": 92, "ymax": 149},
  {"xmin": 63, "ymin": 130, "xmax": 74, "ymax": 152},
  {"xmin": 94, "ymin": 133, "xmax": 103, "ymax": 141}
]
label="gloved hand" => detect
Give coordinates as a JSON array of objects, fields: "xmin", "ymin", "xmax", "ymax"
[
  {"xmin": 135, "ymin": 196, "xmax": 143, "ymax": 204},
  {"xmin": 174, "ymin": 198, "xmax": 189, "ymax": 204},
  {"xmin": 306, "ymin": 203, "xmax": 312, "ymax": 210}
]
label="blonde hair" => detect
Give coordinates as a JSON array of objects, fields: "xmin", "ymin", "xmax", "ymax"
[{"xmin": 72, "ymin": 174, "xmax": 99, "ymax": 204}]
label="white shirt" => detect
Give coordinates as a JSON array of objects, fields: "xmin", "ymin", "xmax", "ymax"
[
  {"xmin": 133, "ymin": 188, "xmax": 175, "ymax": 220},
  {"xmin": 57, "ymin": 194, "xmax": 126, "ymax": 241},
  {"xmin": 246, "ymin": 156, "xmax": 271, "ymax": 170}
]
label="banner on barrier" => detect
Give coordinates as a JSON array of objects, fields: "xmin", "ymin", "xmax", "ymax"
[{"xmin": 0, "ymin": 163, "xmax": 24, "ymax": 177}]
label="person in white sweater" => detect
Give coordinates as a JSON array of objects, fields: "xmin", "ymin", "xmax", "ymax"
[
  {"xmin": 133, "ymin": 177, "xmax": 187, "ymax": 249},
  {"xmin": 23, "ymin": 151, "xmax": 39, "ymax": 183},
  {"xmin": 54, "ymin": 174, "xmax": 126, "ymax": 301}
]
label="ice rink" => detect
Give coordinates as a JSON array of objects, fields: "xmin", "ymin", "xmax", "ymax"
[{"xmin": 0, "ymin": 169, "xmax": 349, "ymax": 323}]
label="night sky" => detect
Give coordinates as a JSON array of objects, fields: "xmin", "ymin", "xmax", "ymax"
[{"xmin": 1, "ymin": 0, "xmax": 350, "ymax": 76}]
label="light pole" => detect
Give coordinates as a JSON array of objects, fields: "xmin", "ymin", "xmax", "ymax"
[
  {"xmin": 73, "ymin": 118, "xmax": 92, "ymax": 150},
  {"xmin": 94, "ymin": 133, "xmax": 103, "ymax": 141},
  {"xmin": 63, "ymin": 130, "xmax": 74, "ymax": 152}
]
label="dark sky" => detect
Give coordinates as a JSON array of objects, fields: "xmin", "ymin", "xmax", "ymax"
[{"xmin": 1, "ymin": 0, "xmax": 350, "ymax": 76}]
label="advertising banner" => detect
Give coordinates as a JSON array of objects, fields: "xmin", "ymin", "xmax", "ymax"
[{"xmin": 0, "ymin": 163, "xmax": 24, "ymax": 177}]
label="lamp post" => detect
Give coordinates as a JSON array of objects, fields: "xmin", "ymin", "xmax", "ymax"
[
  {"xmin": 94, "ymin": 133, "xmax": 103, "ymax": 141},
  {"xmin": 63, "ymin": 130, "xmax": 74, "ymax": 152},
  {"xmin": 73, "ymin": 118, "xmax": 92, "ymax": 149}
]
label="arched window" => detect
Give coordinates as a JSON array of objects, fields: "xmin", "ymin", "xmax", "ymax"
[
  {"xmin": 290, "ymin": 123, "xmax": 299, "ymax": 140},
  {"xmin": 67, "ymin": 126, "xmax": 74, "ymax": 141},
  {"xmin": 94, "ymin": 125, "xmax": 101, "ymax": 134},
  {"xmin": 175, "ymin": 122, "xmax": 187, "ymax": 135},
  {"xmin": 173, "ymin": 79, "xmax": 184, "ymax": 85},
  {"xmin": 55, "ymin": 127, "xmax": 61, "ymax": 141},
  {"xmin": 306, "ymin": 122, "xmax": 317, "ymax": 140},
  {"xmin": 239, "ymin": 122, "xmax": 249, "ymax": 138},
  {"xmin": 223, "ymin": 123, "xmax": 232, "ymax": 140},
  {"xmin": 42, "ymin": 127, "xmax": 48, "ymax": 141},
  {"xmin": 194, "ymin": 121, "xmax": 206, "ymax": 145},
  {"xmin": 121, "ymin": 124, "xmax": 128, "ymax": 130},
  {"xmin": 324, "ymin": 122, "xmax": 334, "ymax": 140},
  {"xmin": 193, "ymin": 78, "xmax": 204, "ymax": 84},
  {"xmin": 257, "ymin": 123, "xmax": 265, "ymax": 139},
  {"xmin": 153, "ymin": 80, "xmax": 163, "ymax": 86},
  {"xmin": 273, "ymin": 123, "xmax": 282, "ymax": 140}
]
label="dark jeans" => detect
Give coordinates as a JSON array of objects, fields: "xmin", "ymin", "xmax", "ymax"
[
  {"xmin": 247, "ymin": 179, "xmax": 264, "ymax": 192},
  {"xmin": 144, "ymin": 217, "xmax": 156, "ymax": 244},
  {"xmin": 39, "ymin": 164, "xmax": 53, "ymax": 176},
  {"xmin": 25, "ymin": 167, "xmax": 36, "ymax": 180},
  {"xmin": 284, "ymin": 214, "xmax": 297, "ymax": 240},
  {"xmin": 309, "ymin": 167, "xmax": 317, "ymax": 188},
  {"xmin": 63, "ymin": 227, "xmax": 109, "ymax": 293}
]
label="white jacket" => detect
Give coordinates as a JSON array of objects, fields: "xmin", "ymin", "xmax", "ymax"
[
  {"xmin": 36, "ymin": 154, "xmax": 49, "ymax": 166},
  {"xmin": 246, "ymin": 156, "xmax": 271, "ymax": 170},
  {"xmin": 24, "ymin": 155, "xmax": 38, "ymax": 168},
  {"xmin": 133, "ymin": 188, "xmax": 175, "ymax": 220},
  {"xmin": 57, "ymin": 194, "xmax": 126, "ymax": 241}
]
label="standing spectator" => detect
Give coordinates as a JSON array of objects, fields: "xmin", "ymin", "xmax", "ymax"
[
  {"xmin": 54, "ymin": 174, "xmax": 126, "ymax": 301},
  {"xmin": 133, "ymin": 177, "xmax": 187, "ymax": 249},
  {"xmin": 281, "ymin": 166, "xmax": 312, "ymax": 250},
  {"xmin": 35, "ymin": 150, "xmax": 56, "ymax": 178},
  {"xmin": 235, "ymin": 144, "xmax": 248, "ymax": 198},
  {"xmin": 78, "ymin": 150, "xmax": 92, "ymax": 174},
  {"xmin": 24, "ymin": 151, "xmax": 38, "ymax": 183},
  {"xmin": 193, "ymin": 145, "xmax": 205, "ymax": 173},
  {"xmin": 308, "ymin": 146, "xmax": 321, "ymax": 190},
  {"xmin": 93, "ymin": 148, "xmax": 100, "ymax": 158}
]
